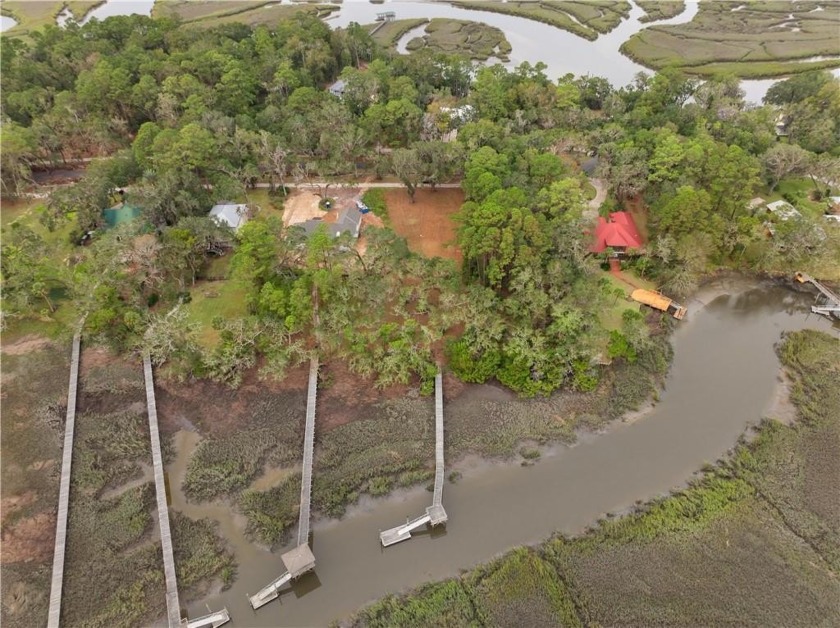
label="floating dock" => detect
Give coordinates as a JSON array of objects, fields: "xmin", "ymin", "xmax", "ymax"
[
  {"xmin": 380, "ymin": 371, "xmax": 447, "ymax": 547},
  {"xmin": 631, "ymin": 289, "xmax": 687, "ymax": 320}
]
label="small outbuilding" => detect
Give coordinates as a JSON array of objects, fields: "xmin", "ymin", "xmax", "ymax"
[
  {"xmin": 209, "ymin": 203, "xmax": 249, "ymax": 231},
  {"xmin": 590, "ymin": 211, "xmax": 643, "ymax": 254},
  {"xmin": 765, "ymin": 200, "xmax": 801, "ymax": 221},
  {"xmin": 328, "ymin": 79, "xmax": 346, "ymax": 98}
]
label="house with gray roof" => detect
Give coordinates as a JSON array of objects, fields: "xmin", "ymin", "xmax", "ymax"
[
  {"xmin": 298, "ymin": 205, "xmax": 363, "ymax": 239},
  {"xmin": 209, "ymin": 203, "xmax": 249, "ymax": 230}
]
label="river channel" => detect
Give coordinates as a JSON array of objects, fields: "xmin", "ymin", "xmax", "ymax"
[{"xmin": 173, "ymin": 276, "xmax": 837, "ymax": 626}]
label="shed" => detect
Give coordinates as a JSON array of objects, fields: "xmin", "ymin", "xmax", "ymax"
[
  {"xmin": 747, "ymin": 197, "xmax": 766, "ymax": 211},
  {"xmin": 766, "ymin": 200, "xmax": 801, "ymax": 221},
  {"xmin": 590, "ymin": 211, "xmax": 643, "ymax": 254},
  {"xmin": 328, "ymin": 79, "xmax": 346, "ymax": 98},
  {"xmin": 209, "ymin": 203, "xmax": 249, "ymax": 230}
]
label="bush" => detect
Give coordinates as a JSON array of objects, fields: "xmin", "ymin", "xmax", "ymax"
[
  {"xmin": 362, "ymin": 188, "xmax": 389, "ymax": 223},
  {"xmin": 446, "ymin": 338, "xmax": 500, "ymax": 384}
]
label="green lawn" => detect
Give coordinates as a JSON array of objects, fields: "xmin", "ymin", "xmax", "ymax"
[
  {"xmin": 764, "ymin": 176, "xmax": 838, "ymax": 221},
  {"xmin": 596, "ymin": 270, "xmax": 656, "ymax": 333},
  {"xmin": 184, "ymin": 278, "xmax": 250, "ymax": 349}
]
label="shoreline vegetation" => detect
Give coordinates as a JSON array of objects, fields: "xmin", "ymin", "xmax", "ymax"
[
  {"xmin": 403, "ymin": 19, "xmax": 512, "ymax": 62},
  {"xmin": 636, "ymin": 0, "xmax": 684, "ymax": 23},
  {"xmin": 368, "ymin": 18, "xmax": 512, "ymax": 62},
  {"xmin": 445, "ymin": 0, "xmax": 632, "ymax": 42},
  {"xmin": 622, "ymin": 1, "xmax": 840, "ymax": 79},
  {"xmin": 347, "ymin": 329, "xmax": 840, "ymax": 627}
]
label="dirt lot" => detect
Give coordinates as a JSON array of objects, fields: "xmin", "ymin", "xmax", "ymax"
[{"xmin": 385, "ymin": 188, "xmax": 464, "ymax": 262}]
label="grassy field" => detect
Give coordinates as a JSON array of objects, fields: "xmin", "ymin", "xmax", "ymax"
[
  {"xmin": 763, "ymin": 175, "xmax": 839, "ymax": 221},
  {"xmin": 636, "ymin": 0, "xmax": 684, "ymax": 23},
  {"xmin": 446, "ymin": 0, "xmax": 631, "ymax": 41},
  {"xmin": 349, "ymin": 329, "xmax": 840, "ymax": 627},
  {"xmin": 622, "ymin": 2, "xmax": 840, "ymax": 78},
  {"xmin": 184, "ymin": 275, "xmax": 249, "ymax": 350},
  {"xmin": 403, "ymin": 19, "xmax": 512, "ymax": 62}
]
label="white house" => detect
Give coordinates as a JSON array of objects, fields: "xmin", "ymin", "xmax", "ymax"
[{"xmin": 209, "ymin": 203, "xmax": 249, "ymax": 230}]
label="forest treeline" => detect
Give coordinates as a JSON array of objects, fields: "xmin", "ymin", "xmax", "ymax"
[{"xmin": 1, "ymin": 13, "xmax": 838, "ymax": 395}]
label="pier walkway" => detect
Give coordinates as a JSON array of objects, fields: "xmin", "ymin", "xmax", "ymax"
[
  {"xmin": 144, "ymin": 354, "xmax": 230, "ymax": 628},
  {"xmin": 380, "ymin": 371, "xmax": 448, "ymax": 547},
  {"xmin": 143, "ymin": 353, "xmax": 182, "ymax": 628},
  {"xmin": 47, "ymin": 333, "xmax": 81, "ymax": 628},
  {"xmin": 249, "ymin": 357, "xmax": 319, "ymax": 611}
]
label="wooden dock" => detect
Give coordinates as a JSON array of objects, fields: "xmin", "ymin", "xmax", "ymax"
[
  {"xmin": 795, "ymin": 272, "xmax": 840, "ymax": 318},
  {"xmin": 47, "ymin": 333, "xmax": 81, "ymax": 628},
  {"xmin": 249, "ymin": 357, "xmax": 319, "ymax": 611},
  {"xmin": 183, "ymin": 608, "xmax": 230, "ymax": 628},
  {"xmin": 297, "ymin": 357, "xmax": 318, "ymax": 547},
  {"xmin": 380, "ymin": 371, "xmax": 447, "ymax": 547},
  {"xmin": 143, "ymin": 353, "xmax": 182, "ymax": 628}
]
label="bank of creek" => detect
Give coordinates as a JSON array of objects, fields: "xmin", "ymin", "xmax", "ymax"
[{"xmin": 172, "ymin": 276, "xmax": 837, "ymax": 626}]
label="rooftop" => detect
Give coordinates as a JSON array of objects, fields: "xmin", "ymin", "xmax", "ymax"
[
  {"xmin": 209, "ymin": 203, "xmax": 248, "ymax": 230},
  {"xmin": 590, "ymin": 211, "xmax": 643, "ymax": 253},
  {"xmin": 766, "ymin": 200, "xmax": 801, "ymax": 221}
]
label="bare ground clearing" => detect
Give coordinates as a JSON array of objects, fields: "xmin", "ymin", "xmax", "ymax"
[{"xmin": 385, "ymin": 188, "xmax": 464, "ymax": 262}]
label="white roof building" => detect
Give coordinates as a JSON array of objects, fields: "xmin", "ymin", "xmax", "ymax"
[
  {"xmin": 209, "ymin": 203, "xmax": 248, "ymax": 230},
  {"xmin": 766, "ymin": 200, "xmax": 801, "ymax": 221}
]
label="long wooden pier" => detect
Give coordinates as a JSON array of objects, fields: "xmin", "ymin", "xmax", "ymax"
[
  {"xmin": 47, "ymin": 333, "xmax": 81, "ymax": 628},
  {"xmin": 143, "ymin": 353, "xmax": 182, "ymax": 628},
  {"xmin": 380, "ymin": 371, "xmax": 447, "ymax": 547},
  {"xmin": 249, "ymin": 357, "xmax": 319, "ymax": 610},
  {"xmin": 144, "ymin": 354, "xmax": 231, "ymax": 628}
]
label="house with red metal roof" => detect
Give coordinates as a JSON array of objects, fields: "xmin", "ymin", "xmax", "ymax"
[{"xmin": 590, "ymin": 211, "xmax": 643, "ymax": 254}]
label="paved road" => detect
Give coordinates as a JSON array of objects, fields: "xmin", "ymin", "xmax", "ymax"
[{"xmin": 253, "ymin": 181, "xmax": 463, "ymax": 190}]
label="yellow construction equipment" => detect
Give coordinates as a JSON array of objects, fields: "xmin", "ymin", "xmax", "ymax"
[{"xmin": 631, "ymin": 289, "xmax": 687, "ymax": 320}]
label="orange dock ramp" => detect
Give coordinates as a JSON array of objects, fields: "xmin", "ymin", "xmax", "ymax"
[{"xmin": 631, "ymin": 289, "xmax": 687, "ymax": 320}]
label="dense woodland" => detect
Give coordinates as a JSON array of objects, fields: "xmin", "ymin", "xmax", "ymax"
[{"xmin": 2, "ymin": 13, "xmax": 839, "ymax": 395}]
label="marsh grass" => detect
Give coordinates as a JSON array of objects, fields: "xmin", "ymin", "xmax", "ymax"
[
  {"xmin": 183, "ymin": 425, "xmax": 300, "ymax": 502},
  {"xmin": 171, "ymin": 512, "xmax": 236, "ymax": 593},
  {"xmin": 313, "ymin": 398, "xmax": 434, "ymax": 517},
  {"xmin": 240, "ymin": 473, "xmax": 302, "ymax": 547}
]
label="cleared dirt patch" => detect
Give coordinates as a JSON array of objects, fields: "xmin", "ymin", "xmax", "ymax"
[
  {"xmin": 385, "ymin": 188, "xmax": 464, "ymax": 262},
  {"xmin": 1, "ymin": 336, "xmax": 51, "ymax": 356},
  {"xmin": 282, "ymin": 190, "xmax": 325, "ymax": 227}
]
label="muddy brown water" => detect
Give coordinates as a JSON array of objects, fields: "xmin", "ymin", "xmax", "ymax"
[{"xmin": 172, "ymin": 277, "xmax": 837, "ymax": 627}]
